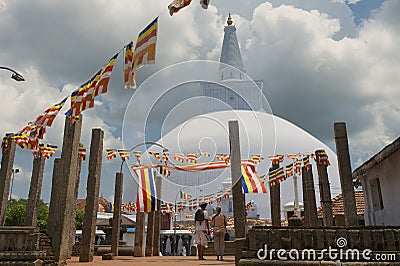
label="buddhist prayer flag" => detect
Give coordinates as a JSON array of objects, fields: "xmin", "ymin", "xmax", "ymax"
[
  {"xmin": 124, "ymin": 41, "xmax": 136, "ymax": 89},
  {"xmin": 216, "ymin": 154, "xmax": 230, "ymax": 164},
  {"xmin": 13, "ymin": 97, "xmax": 67, "ymax": 150},
  {"xmin": 133, "ymin": 151, "xmax": 142, "ymax": 165},
  {"xmin": 107, "ymin": 149, "xmax": 117, "ymax": 160},
  {"xmin": 66, "ymin": 53, "xmax": 119, "ymax": 123},
  {"xmin": 78, "ymin": 146, "xmax": 86, "ymax": 161},
  {"xmin": 200, "ymin": 152, "xmax": 210, "ymax": 157},
  {"xmin": 11, "ymin": 134, "xmax": 29, "ymax": 149},
  {"xmin": 180, "ymin": 191, "xmax": 192, "ymax": 200},
  {"xmin": 285, "ymin": 164, "xmax": 294, "ymax": 178},
  {"xmin": 118, "ymin": 150, "xmax": 130, "ymax": 161},
  {"xmin": 251, "ymin": 155, "xmax": 263, "ymax": 163},
  {"xmin": 158, "ymin": 166, "xmax": 171, "ymax": 178},
  {"xmin": 173, "ymin": 153, "xmax": 185, "ymax": 163},
  {"xmin": 161, "ymin": 201, "xmax": 169, "ymax": 214},
  {"xmin": 34, "ymin": 96, "xmax": 68, "ymax": 128},
  {"xmin": 162, "ymin": 152, "xmax": 169, "ymax": 164},
  {"xmin": 245, "ymin": 201, "xmax": 253, "ymax": 211},
  {"xmin": 32, "ymin": 149, "xmax": 41, "ymax": 158},
  {"xmin": 303, "ymin": 156, "xmax": 311, "ymax": 170},
  {"xmin": 186, "ymin": 153, "xmax": 198, "ymax": 163},
  {"xmin": 294, "ymin": 160, "xmax": 302, "ymax": 175},
  {"xmin": 168, "ymin": 0, "xmax": 192, "ymax": 16},
  {"xmin": 177, "ymin": 201, "xmax": 183, "ymax": 212},
  {"xmin": 315, "ymin": 150, "xmax": 330, "ymax": 166},
  {"xmin": 206, "ymin": 194, "xmax": 214, "ymax": 204},
  {"xmin": 223, "ymin": 188, "xmax": 230, "ymax": 198},
  {"xmin": 287, "ymin": 153, "xmax": 298, "ymax": 161},
  {"xmin": 149, "ymin": 151, "xmax": 161, "ymax": 162},
  {"xmin": 268, "ymin": 155, "xmax": 284, "ymax": 165},
  {"xmin": 133, "ymin": 17, "xmax": 158, "ymax": 70},
  {"xmin": 39, "ymin": 144, "xmax": 57, "ymax": 159},
  {"xmin": 216, "ymin": 191, "xmax": 223, "ymax": 202},
  {"xmin": 135, "ymin": 168, "xmax": 157, "ymax": 213},
  {"xmin": 268, "ymin": 167, "xmax": 285, "ymax": 186},
  {"xmin": 241, "ymin": 162, "xmax": 267, "ymax": 193}
]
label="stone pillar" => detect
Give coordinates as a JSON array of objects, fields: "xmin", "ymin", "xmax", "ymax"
[
  {"xmin": 315, "ymin": 149, "xmax": 334, "ymax": 227},
  {"xmin": 302, "ymin": 166, "xmax": 319, "ymax": 227},
  {"xmin": 69, "ymin": 153, "xmax": 82, "ymax": 257},
  {"xmin": 111, "ymin": 172, "xmax": 123, "ymax": 256},
  {"xmin": 51, "ymin": 117, "xmax": 82, "ymax": 264},
  {"xmin": 269, "ymin": 163, "xmax": 281, "ymax": 227},
  {"xmin": 145, "ymin": 211, "xmax": 155, "ymax": 256},
  {"xmin": 134, "ymin": 212, "xmax": 146, "ymax": 257},
  {"xmin": 80, "ymin": 129, "xmax": 104, "ymax": 262},
  {"xmin": 0, "ymin": 135, "xmax": 16, "ymax": 225},
  {"xmin": 334, "ymin": 122, "xmax": 358, "ymax": 227},
  {"xmin": 153, "ymin": 174, "xmax": 162, "ymax": 256},
  {"xmin": 293, "ymin": 174, "xmax": 300, "ymax": 217},
  {"xmin": 228, "ymin": 121, "xmax": 246, "ymax": 266},
  {"xmin": 24, "ymin": 156, "xmax": 45, "ymax": 226},
  {"xmin": 47, "ymin": 158, "xmax": 62, "ymax": 237},
  {"xmin": 301, "ymin": 168, "xmax": 309, "ymax": 225}
]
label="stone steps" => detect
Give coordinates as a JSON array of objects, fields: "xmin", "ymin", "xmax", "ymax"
[
  {"xmin": 96, "ymin": 246, "xmax": 135, "ymax": 256},
  {"xmin": 38, "ymin": 233, "xmax": 55, "ymax": 265}
]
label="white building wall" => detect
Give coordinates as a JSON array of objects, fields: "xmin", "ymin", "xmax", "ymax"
[{"xmin": 361, "ymin": 151, "xmax": 400, "ymax": 226}]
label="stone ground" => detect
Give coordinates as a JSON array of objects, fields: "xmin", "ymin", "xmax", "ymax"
[{"xmin": 67, "ymin": 255, "xmax": 235, "ymax": 265}]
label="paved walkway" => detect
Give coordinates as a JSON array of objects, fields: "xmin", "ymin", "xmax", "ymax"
[{"xmin": 67, "ymin": 255, "xmax": 235, "ymax": 265}]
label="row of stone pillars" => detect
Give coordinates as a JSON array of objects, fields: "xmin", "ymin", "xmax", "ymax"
[
  {"xmin": 106, "ymin": 169, "xmax": 162, "ymax": 259},
  {"xmin": 265, "ymin": 123, "xmax": 359, "ymax": 228},
  {"xmin": 0, "ymin": 116, "xmax": 109, "ymax": 264},
  {"xmin": 228, "ymin": 121, "xmax": 360, "ymax": 264},
  {"xmin": 0, "ymin": 118, "xmax": 359, "ymax": 264},
  {"xmin": 0, "ymin": 115, "xmax": 165, "ymax": 264}
]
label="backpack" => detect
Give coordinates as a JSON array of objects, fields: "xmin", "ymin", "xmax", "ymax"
[{"xmin": 194, "ymin": 209, "xmax": 204, "ymax": 222}]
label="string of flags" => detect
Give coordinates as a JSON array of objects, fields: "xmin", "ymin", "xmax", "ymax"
[
  {"xmin": 5, "ymin": 2, "xmax": 214, "ymax": 151},
  {"xmin": 160, "ymin": 187, "xmax": 231, "ymax": 215},
  {"xmin": 31, "ymin": 143, "xmax": 58, "ymax": 160},
  {"xmin": 168, "ymin": 0, "xmax": 210, "ymax": 16},
  {"xmin": 118, "ymin": 150, "xmax": 130, "ymax": 161},
  {"xmin": 78, "ymin": 146, "xmax": 86, "ymax": 161},
  {"xmin": 8, "ymin": 97, "xmax": 67, "ymax": 151}
]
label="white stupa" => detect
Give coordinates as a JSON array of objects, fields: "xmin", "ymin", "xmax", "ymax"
[{"xmin": 122, "ymin": 15, "xmax": 341, "ymax": 219}]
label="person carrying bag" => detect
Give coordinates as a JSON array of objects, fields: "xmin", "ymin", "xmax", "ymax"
[{"xmin": 211, "ymin": 206, "xmax": 227, "ymax": 261}]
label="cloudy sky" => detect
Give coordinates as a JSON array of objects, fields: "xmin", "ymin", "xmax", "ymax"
[{"xmin": 0, "ymin": 0, "xmax": 398, "ymax": 210}]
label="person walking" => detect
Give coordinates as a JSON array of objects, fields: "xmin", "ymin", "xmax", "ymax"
[
  {"xmin": 211, "ymin": 206, "xmax": 227, "ymax": 261},
  {"xmin": 194, "ymin": 202, "xmax": 209, "ymax": 260}
]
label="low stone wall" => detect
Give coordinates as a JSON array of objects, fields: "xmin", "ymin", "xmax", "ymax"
[
  {"xmin": 248, "ymin": 226, "xmax": 400, "ymax": 252},
  {"xmin": 0, "ymin": 227, "xmax": 55, "ymax": 265},
  {"xmin": 0, "ymin": 227, "xmax": 40, "ymax": 251},
  {"xmin": 239, "ymin": 227, "xmax": 400, "ymax": 265}
]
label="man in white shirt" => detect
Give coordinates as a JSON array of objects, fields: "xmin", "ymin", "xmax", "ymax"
[{"xmin": 194, "ymin": 202, "xmax": 209, "ymax": 260}]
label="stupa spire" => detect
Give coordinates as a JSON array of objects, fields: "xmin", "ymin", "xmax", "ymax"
[{"xmin": 219, "ymin": 14, "xmax": 245, "ymax": 81}]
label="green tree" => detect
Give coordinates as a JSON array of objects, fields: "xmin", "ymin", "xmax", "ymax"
[
  {"xmin": 5, "ymin": 199, "xmax": 27, "ymax": 226},
  {"xmin": 5, "ymin": 199, "xmax": 85, "ymax": 231},
  {"xmin": 75, "ymin": 210, "xmax": 84, "ymax": 230}
]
